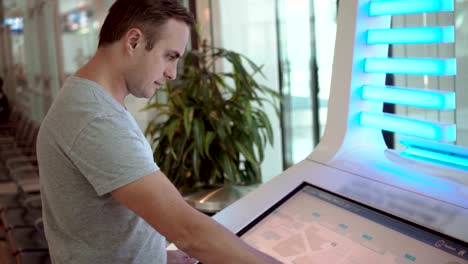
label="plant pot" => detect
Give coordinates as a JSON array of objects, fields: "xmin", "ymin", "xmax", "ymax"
[{"xmin": 183, "ymin": 183, "xmax": 260, "ymax": 215}]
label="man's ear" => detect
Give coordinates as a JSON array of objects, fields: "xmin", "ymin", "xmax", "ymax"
[{"xmin": 125, "ymin": 28, "xmax": 143, "ymax": 53}]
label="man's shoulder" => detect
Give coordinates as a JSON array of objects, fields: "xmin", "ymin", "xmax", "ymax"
[
  {"xmin": 48, "ymin": 77, "xmax": 123, "ymax": 121},
  {"xmin": 59, "ymin": 76, "xmax": 102, "ymax": 106},
  {"xmin": 40, "ymin": 78, "xmax": 113, "ymax": 147}
]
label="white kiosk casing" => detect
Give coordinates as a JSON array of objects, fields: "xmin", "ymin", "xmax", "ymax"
[{"xmin": 213, "ymin": 0, "xmax": 468, "ymax": 262}]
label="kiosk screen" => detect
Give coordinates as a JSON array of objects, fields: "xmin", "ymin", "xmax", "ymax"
[{"xmin": 238, "ymin": 183, "xmax": 468, "ymax": 264}]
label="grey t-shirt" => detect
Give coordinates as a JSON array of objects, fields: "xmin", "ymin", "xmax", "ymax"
[{"xmin": 37, "ymin": 76, "xmax": 166, "ymax": 263}]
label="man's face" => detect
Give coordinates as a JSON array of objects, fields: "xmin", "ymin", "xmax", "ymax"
[{"xmin": 126, "ymin": 19, "xmax": 190, "ymax": 98}]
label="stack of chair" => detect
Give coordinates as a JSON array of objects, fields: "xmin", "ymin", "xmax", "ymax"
[{"xmin": 0, "ymin": 106, "xmax": 50, "ymax": 264}]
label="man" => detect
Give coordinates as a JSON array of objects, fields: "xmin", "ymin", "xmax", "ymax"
[{"xmin": 37, "ymin": 0, "xmax": 280, "ymax": 263}]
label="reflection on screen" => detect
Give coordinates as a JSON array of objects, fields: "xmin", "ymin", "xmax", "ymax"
[{"xmin": 239, "ymin": 184, "xmax": 468, "ymax": 264}]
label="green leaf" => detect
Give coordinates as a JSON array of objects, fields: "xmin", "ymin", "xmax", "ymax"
[
  {"xmin": 192, "ymin": 149, "xmax": 200, "ymax": 182},
  {"xmin": 257, "ymin": 111, "xmax": 274, "ymax": 145},
  {"xmin": 239, "ymin": 53, "xmax": 267, "ymax": 79},
  {"xmin": 219, "ymin": 112, "xmax": 233, "ymax": 134},
  {"xmin": 229, "ymin": 158, "xmax": 241, "ymax": 184},
  {"xmin": 183, "ymin": 107, "xmax": 194, "ymax": 136},
  {"xmin": 139, "ymin": 102, "xmax": 168, "ymax": 111},
  {"xmin": 144, "ymin": 121, "xmax": 156, "ymax": 138},
  {"xmin": 245, "ymin": 102, "xmax": 253, "ymax": 128},
  {"xmin": 244, "ymin": 160, "xmax": 261, "ymax": 183},
  {"xmin": 215, "ymin": 119, "xmax": 227, "ymax": 141},
  {"xmin": 165, "ymin": 118, "xmax": 180, "ymax": 145},
  {"xmin": 219, "ymin": 153, "xmax": 240, "ymax": 183},
  {"xmin": 169, "ymin": 146, "xmax": 177, "ymax": 160},
  {"xmin": 171, "ymin": 93, "xmax": 185, "ymax": 109},
  {"xmin": 235, "ymin": 142, "xmax": 258, "ymax": 166},
  {"xmin": 181, "ymin": 142, "xmax": 194, "ymax": 168},
  {"xmin": 193, "ymin": 119, "xmax": 205, "ymax": 157},
  {"xmin": 219, "ymin": 153, "xmax": 233, "ymax": 182},
  {"xmin": 204, "ymin": 131, "xmax": 216, "ymax": 159},
  {"xmin": 252, "ymin": 126, "xmax": 264, "ymax": 162}
]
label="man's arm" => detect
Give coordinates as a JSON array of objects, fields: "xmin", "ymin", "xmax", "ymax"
[{"xmin": 111, "ymin": 171, "xmax": 280, "ymax": 264}]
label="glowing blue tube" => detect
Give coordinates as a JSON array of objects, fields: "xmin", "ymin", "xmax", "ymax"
[
  {"xmin": 399, "ymin": 136, "xmax": 468, "ymax": 158},
  {"xmin": 367, "ymin": 26, "xmax": 454, "ymax": 44},
  {"xmin": 369, "ymin": 0, "xmax": 454, "ymax": 16},
  {"xmin": 364, "ymin": 58, "xmax": 456, "ymax": 76},
  {"xmin": 360, "ymin": 85, "xmax": 456, "ymax": 110},
  {"xmin": 359, "ymin": 112, "xmax": 456, "ymax": 142},
  {"xmin": 402, "ymin": 147, "xmax": 468, "ymax": 168},
  {"xmin": 399, "ymin": 137, "xmax": 468, "ymax": 168}
]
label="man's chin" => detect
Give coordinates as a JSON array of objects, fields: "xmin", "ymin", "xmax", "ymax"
[{"xmin": 130, "ymin": 92, "xmax": 153, "ymax": 99}]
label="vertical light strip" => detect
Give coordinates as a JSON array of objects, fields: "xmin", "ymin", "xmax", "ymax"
[
  {"xmin": 367, "ymin": 26, "xmax": 454, "ymax": 44},
  {"xmin": 359, "ymin": 112, "xmax": 456, "ymax": 142},
  {"xmin": 369, "ymin": 0, "xmax": 454, "ymax": 16},
  {"xmin": 364, "ymin": 58, "xmax": 456, "ymax": 75},
  {"xmin": 361, "ymin": 85, "xmax": 456, "ymax": 110}
]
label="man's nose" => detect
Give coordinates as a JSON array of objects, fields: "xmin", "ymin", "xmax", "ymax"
[{"xmin": 164, "ymin": 65, "xmax": 177, "ymax": 80}]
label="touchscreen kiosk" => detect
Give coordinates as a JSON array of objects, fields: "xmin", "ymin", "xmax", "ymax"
[{"xmin": 239, "ymin": 183, "xmax": 467, "ymax": 263}]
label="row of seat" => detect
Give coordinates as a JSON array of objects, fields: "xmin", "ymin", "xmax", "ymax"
[{"xmin": 0, "ymin": 107, "xmax": 51, "ymax": 264}]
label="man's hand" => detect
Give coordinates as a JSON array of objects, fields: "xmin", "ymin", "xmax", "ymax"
[{"xmin": 167, "ymin": 250, "xmax": 197, "ymax": 264}]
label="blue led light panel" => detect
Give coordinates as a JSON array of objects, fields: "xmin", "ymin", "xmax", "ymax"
[
  {"xmin": 402, "ymin": 147, "xmax": 468, "ymax": 168},
  {"xmin": 369, "ymin": 0, "xmax": 454, "ymax": 16},
  {"xmin": 399, "ymin": 137, "xmax": 468, "ymax": 168},
  {"xmin": 361, "ymin": 85, "xmax": 456, "ymax": 110},
  {"xmin": 359, "ymin": 112, "xmax": 456, "ymax": 142},
  {"xmin": 367, "ymin": 26, "xmax": 454, "ymax": 44},
  {"xmin": 364, "ymin": 58, "xmax": 456, "ymax": 76},
  {"xmin": 399, "ymin": 136, "xmax": 468, "ymax": 158}
]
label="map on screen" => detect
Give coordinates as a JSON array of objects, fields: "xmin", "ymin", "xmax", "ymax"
[{"xmin": 239, "ymin": 184, "xmax": 467, "ymax": 264}]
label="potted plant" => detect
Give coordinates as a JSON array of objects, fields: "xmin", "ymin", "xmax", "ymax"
[{"xmin": 144, "ymin": 41, "xmax": 280, "ymax": 198}]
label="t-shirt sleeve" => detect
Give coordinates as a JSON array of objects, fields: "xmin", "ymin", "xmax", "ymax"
[{"xmin": 69, "ymin": 115, "xmax": 159, "ymax": 196}]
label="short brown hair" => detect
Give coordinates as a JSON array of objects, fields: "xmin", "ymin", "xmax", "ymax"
[{"xmin": 98, "ymin": 0, "xmax": 194, "ymax": 50}]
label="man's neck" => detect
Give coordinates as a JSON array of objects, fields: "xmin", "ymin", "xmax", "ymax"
[{"xmin": 75, "ymin": 47, "xmax": 129, "ymax": 107}]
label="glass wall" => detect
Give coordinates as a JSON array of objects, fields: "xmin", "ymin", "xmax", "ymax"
[
  {"xmin": 277, "ymin": 0, "xmax": 337, "ymax": 167},
  {"xmin": 216, "ymin": 0, "xmax": 283, "ymax": 182},
  {"xmin": 276, "ymin": 0, "xmax": 316, "ymax": 168}
]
